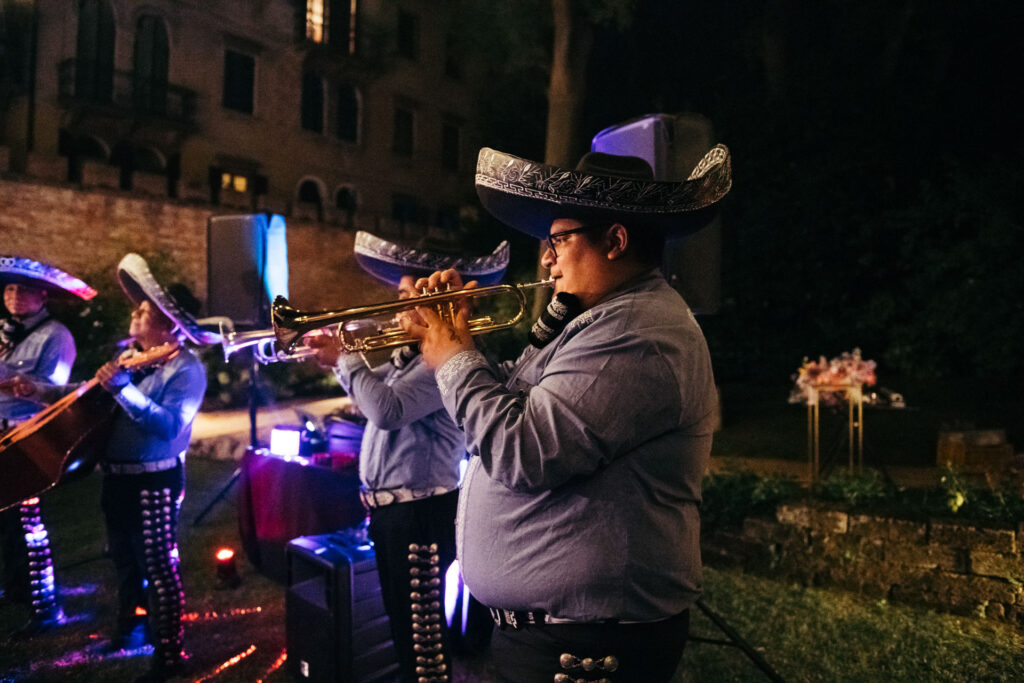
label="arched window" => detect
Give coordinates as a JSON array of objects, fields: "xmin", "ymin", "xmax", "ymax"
[
  {"xmin": 299, "ymin": 179, "xmax": 322, "ymax": 204},
  {"xmin": 133, "ymin": 15, "xmax": 169, "ymax": 115},
  {"xmin": 298, "ymin": 179, "xmax": 325, "ymax": 221},
  {"xmin": 301, "ymin": 72, "xmax": 325, "ymax": 132},
  {"xmin": 336, "ymin": 83, "xmax": 359, "ymax": 143},
  {"xmin": 335, "ymin": 186, "xmax": 356, "ymax": 211},
  {"xmin": 76, "ymin": 0, "xmax": 116, "ymax": 103}
]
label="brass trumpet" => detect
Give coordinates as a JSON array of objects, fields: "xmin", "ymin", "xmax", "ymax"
[{"xmin": 272, "ymin": 279, "xmax": 554, "ymax": 354}]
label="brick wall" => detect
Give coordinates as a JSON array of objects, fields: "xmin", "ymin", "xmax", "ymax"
[
  {"xmin": 704, "ymin": 504, "xmax": 1024, "ymax": 626},
  {"xmin": 0, "ymin": 176, "xmax": 392, "ymax": 313}
]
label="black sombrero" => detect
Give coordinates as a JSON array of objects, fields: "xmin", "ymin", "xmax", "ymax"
[
  {"xmin": 354, "ymin": 231, "xmax": 509, "ymax": 286},
  {"xmin": 474, "ymin": 144, "xmax": 732, "ymax": 239},
  {"xmin": 0, "ymin": 255, "xmax": 97, "ymax": 300},
  {"xmin": 116, "ymin": 253, "xmax": 220, "ymax": 345}
]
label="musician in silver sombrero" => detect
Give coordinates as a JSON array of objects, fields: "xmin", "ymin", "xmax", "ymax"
[
  {"xmin": 97, "ymin": 254, "xmax": 211, "ymax": 682},
  {"xmin": 0, "ymin": 256, "xmax": 93, "ymax": 637},
  {"xmin": 309, "ymin": 232, "xmax": 509, "ymax": 682},
  {"xmin": 403, "ymin": 144, "xmax": 731, "ymax": 681}
]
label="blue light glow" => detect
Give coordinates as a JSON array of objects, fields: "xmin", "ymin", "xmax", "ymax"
[{"xmin": 262, "ymin": 214, "xmax": 289, "ymax": 301}]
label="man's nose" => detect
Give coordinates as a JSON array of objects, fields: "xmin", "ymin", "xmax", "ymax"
[{"xmin": 540, "ymin": 246, "xmax": 555, "ymax": 269}]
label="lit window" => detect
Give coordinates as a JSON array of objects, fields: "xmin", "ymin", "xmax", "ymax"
[
  {"xmin": 345, "ymin": 0, "xmax": 359, "ymax": 55},
  {"xmin": 221, "ymin": 173, "xmax": 248, "ymax": 193},
  {"xmin": 306, "ymin": 0, "xmax": 326, "ymax": 43}
]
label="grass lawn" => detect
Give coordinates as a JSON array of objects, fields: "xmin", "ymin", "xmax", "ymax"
[{"xmin": 2, "ymin": 438, "xmax": 1022, "ymax": 681}]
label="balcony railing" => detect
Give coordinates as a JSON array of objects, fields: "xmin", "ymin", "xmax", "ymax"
[{"xmin": 58, "ymin": 59, "xmax": 196, "ymax": 127}]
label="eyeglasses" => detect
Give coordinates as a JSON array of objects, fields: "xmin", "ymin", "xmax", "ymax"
[{"xmin": 545, "ymin": 225, "xmax": 605, "ymax": 257}]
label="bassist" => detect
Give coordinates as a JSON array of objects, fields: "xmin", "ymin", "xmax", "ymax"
[{"xmin": 0, "ymin": 256, "xmax": 93, "ymax": 637}]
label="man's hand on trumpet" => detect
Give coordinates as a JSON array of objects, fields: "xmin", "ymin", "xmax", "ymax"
[
  {"xmin": 401, "ymin": 268, "xmax": 478, "ymax": 370},
  {"xmin": 306, "ymin": 331, "xmax": 345, "ymax": 368}
]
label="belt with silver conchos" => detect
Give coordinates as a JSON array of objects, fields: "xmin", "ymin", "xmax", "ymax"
[
  {"xmin": 103, "ymin": 454, "xmax": 182, "ymax": 475},
  {"xmin": 489, "ymin": 607, "xmax": 669, "ymax": 629},
  {"xmin": 359, "ymin": 485, "xmax": 456, "ymax": 510}
]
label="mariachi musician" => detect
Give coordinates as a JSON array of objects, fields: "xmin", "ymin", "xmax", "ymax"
[
  {"xmin": 403, "ymin": 145, "xmax": 731, "ymax": 681},
  {"xmin": 0, "ymin": 255, "xmax": 95, "ymax": 637},
  {"xmin": 6, "ymin": 253, "xmax": 213, "ymax": 682},
  {"xmin": 307, "ymin": 230, "xmax": 508, "ymax": 683},
  {"xmin": 96, "ymin": 254, "xmax": 214, "ymax": 682}
]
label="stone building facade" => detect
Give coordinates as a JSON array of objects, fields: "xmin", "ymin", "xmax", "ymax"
[{"xmin": 1, "ymin": 0, "xmax": 488, "ymax": 312}]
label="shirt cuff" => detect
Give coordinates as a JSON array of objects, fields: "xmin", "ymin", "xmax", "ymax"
[
  {"xmin": 333, "ymin": 353, "xmax": 364, "ymax": 385},
  {"xmin": 436, "ymin": 350, "xmax": 489, "ymax": 398},
  {"xmin": 113, "ymin": 383, "xmax": 150, "ymax": 419}
]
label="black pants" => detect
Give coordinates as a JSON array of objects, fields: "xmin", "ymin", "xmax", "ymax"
[
  {"xmin": 0, "ymin": 505, "xmax": 29, "ymax": 602},
  {"xmin": 100, "ymin": 464, "xmax": 185, "ymax": 669},
  {"xmin": 1, "ymin": 498, "xmax": 60, "ymax": 622},
  {"xmin": 491, "ymin": 608, "xmax": 690, "ymax": 683},
  {"xmin": 368, "ymin": 490, "xmax": 458, "ymax": 682}
]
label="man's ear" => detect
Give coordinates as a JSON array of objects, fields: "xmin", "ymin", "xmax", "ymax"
[{"xmin": 606, "ymin": 223, "xmax": 629, "ymax": 261}]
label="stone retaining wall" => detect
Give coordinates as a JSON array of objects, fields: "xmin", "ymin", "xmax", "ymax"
[{"xmin": 703, "ymin": 504, "xmax": 1024, "ymax": 626}]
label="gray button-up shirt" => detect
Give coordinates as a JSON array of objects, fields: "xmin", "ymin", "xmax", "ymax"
[
  {"xmin": 334, "ymin": 352, "xmax": 464, "ymax": 492},
  {"xmin": 436, "ymin": 270, "xmax": 716, "ymax": 622},
  {"xmin": 104, "ymin": 348, "xmax": 207, "ymax": 465},
  {"xmin": 0, "ymin": 311, "xmax": 76, "ymax": 423}
]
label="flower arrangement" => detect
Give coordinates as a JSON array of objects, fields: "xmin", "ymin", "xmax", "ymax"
[{"xmin": 790, "ymin": 348, "xmax": 877, "ymax": 406}]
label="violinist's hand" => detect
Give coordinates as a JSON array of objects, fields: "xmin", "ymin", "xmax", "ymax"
[
  {"xmin": 96, "ymin": 361, "xmax": 131, "ymax": 393},
  {"xmin": 306, "ymin": 331, "xmax": 344, "ymax": 368},
  {"xmin": 402, "ymin": 269, "xmax": 478, "ymax": 370},
  {"xmin": 0, "ymin": 375, "xmax": 36, "ymax": 399}
]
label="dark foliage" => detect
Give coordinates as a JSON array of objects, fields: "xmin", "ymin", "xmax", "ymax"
[{"xmin": 468, "ymin": 0, "xmax": 1024, "ymax": 390}]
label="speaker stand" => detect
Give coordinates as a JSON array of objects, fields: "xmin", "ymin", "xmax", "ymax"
[
  {"xmin": 192, "ymin": 354, "xmax": 260, "ymax": 526},
  {"xmin": 689, "ymin": 598, "xmax": 786, "ymax": 682}
]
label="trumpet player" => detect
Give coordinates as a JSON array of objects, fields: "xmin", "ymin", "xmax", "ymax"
[
  {"xmin": 402, "ymin": 146, "xmax": 732, "ymax": 682},
  {"xmin": 307, "ymin": 231, "xmax": 509, "ymax": 683}
]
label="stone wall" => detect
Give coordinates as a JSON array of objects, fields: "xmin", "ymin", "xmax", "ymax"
[{"xmin": 704, "ymin": 504, "xmax": 1024, "ymax": 626}]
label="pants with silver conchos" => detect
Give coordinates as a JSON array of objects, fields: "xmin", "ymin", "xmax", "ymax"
[
  {"xmin": 101, "ymin": 463, "xmax": 185, "ymax": 668},
  {"xmin": 490, "ymin": 608, "xmax": 689, "ymax": 683},
  {"xmin": 0, "ymin": 498, "xmax": 61, "ymax": 622},
  {"xmin": 368, "ymin": 490, "xmax": 458, "ymax": 682}
]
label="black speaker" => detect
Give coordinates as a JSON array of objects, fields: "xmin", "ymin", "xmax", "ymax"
[
  {"xmin": 591, "ymin": 113, "xmax": 722, "ymax": 314},
  {"xmin": 286, "ymin": 534, "xmax": 399, "ymax": 682},
  {"xmin": 207, "ymin": 213, "xmax": 289, "ymax": 326}
]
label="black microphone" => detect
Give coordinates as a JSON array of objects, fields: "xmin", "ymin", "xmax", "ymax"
[{"xmin": 528, "ymin": 292, "xmax": 582, "ymax": 348}]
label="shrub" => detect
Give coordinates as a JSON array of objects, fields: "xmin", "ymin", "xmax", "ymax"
[{"xmin": 701, "ymin": 470, "xmax": 803, "ymax": 529}]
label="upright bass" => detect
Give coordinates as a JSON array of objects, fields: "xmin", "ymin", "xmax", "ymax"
[{"xmin": 0, "ymin": 342, "xmax": 180, "ymax": 510}]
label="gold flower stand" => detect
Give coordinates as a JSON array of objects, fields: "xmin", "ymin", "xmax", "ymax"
[{"xmin": 806, "ymin": 383, "xmax": 864, "ymax": 484}]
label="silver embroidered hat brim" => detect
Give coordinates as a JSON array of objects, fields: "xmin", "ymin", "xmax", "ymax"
[
  {"xmin": 0, "ymin": 255, "xmax": 97, "ymax": 300},
  {"xmin": 353, "ymin": 230, "xmax": 510, "ymax": 286},
  {"xmin": 116, "ymin": 253, "xmax": 220, "ymax": 345},
  {"xmin": 474, "ymin": 144, "xmax": 732, "ymax": 239}
]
